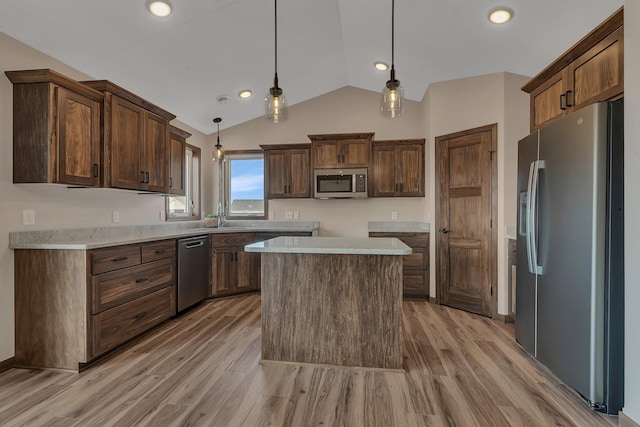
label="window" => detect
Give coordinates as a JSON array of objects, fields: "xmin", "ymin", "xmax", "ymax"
[
  {"xmin": 167, "ymin": 144, "xmax": 201, "ymax": 220},
  {"xmin": 223, "ymin": 150, "xmax": 267, "ymax": 219}
]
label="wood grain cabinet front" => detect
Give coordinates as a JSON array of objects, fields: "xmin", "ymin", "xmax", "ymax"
[
  {"xmin": 14, "ymin": 239, "xmax": 177, "ymax": 371},
  {"xmin": 523, "ymin": 8, "xmax": 623, "ymax": 131},
  {"xmin": 210, "ymin": 233, "xmax": 259, "ymax": 297},
  {"xmin": 369, "ymin": 232, "xmax": 430, "ymax": 299},
  {"xmin": 261, "ymin": 144, "xmax": 311, "ymax": 199},
  {"xmin": 168, "ymin": 126, "xmax": 191, "ymax": 196},
  {"xmin": 81, "ymin": 80, "xmax": 176, "ymax": 193},
  {"xmin": 372, "ymin": 139, "xmax": 425, "ymax": 197},
  {"xmin": 308, "ymin": 133, "xmax": 374, "ymax": 169},
  {"xmin": 5, "ymin": 69, "xmax": 103, "ymax": 186}
]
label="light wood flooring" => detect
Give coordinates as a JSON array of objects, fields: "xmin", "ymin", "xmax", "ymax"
[{"xmin": 0, "ymin": 295, "xmax": 618, "ymax": 426}]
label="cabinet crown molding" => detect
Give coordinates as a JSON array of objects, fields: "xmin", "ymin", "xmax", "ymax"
[{"xmin": 5, "ymin": 69, "xmax": 104, "ymax": 101}]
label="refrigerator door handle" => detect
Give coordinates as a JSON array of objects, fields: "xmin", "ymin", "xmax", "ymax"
[
  {"xmin": 529, "ymin": 160, "xmax": 545, "ymax": 275},
  {"xmin": 525, "ymin": 162, "xmax": 536, "ymax": 273}
]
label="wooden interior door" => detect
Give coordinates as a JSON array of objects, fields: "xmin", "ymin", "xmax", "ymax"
[{"xmin": 436, "ymin": 124, "xmax": 496, "ymax": 317}]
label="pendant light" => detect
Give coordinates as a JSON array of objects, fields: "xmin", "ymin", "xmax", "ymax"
[
  {"xmin": 265, "ymin": 0, "xmax": 288, "ymax": 123},
  {"xmin": 213, "ymin": 117, "xmax": 223, "ymax": 161},
  {"xmin": 381, "ymin": 0, "xmax": 404, "ymax": 118}
]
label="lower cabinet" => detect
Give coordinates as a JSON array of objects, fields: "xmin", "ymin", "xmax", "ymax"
[
  {"xmin": 14, "ymin": 239, "xmax": 177, "ymax": 371},
  {"xmin": 369, "ymin": 232, "xmax": 430, "ymax": 299}
]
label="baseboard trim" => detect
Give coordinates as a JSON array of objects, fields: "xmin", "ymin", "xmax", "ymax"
[
  {"xmin": 495, "ymin": 313, "xmax": 515, "ymax": 323},
  {"xmin": 620, "ymin": 411, "xmax": 640, "ymax": 427},
  {"xmin": 0, "ymin": 357, "xmax": 15, "ymax": 373}
]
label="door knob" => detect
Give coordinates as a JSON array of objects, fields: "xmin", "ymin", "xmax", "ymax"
[{"xmin": 440, "ymin": 227, "xmax": 450, "ymax": 234}]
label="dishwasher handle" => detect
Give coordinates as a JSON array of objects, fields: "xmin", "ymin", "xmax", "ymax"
[{"xmin": 184, "ymin": 241, "xmax": 204, "ymax": 249}]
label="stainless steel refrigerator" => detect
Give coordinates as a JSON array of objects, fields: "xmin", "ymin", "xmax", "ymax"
[{"xmin": 515, "ymin": 100, "xmax": 624, "ymax": 415}]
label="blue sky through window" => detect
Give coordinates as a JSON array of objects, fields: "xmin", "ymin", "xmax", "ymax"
[{"xmin": 230, "ymin": 159, "xmax": 264, "ymax": 201}]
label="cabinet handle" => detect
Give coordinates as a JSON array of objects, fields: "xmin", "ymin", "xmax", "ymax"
[
  {"xmin": 135, "ymin": 311, "xmax": 148, "ymax": 320},
  {"xmin": 141, "ymin": 171, "xmax": 146, "ymax": 183},
  {"xmin": 112, "ymin": 257, "xmax": 128, "ymax": 262},
  {"xmin": 145, "ymin": 171, "xmax": 150, "ymax": 184},
  {"xmin": 93, "ymin": 164, "xmax": 99, "ymax": 178},
  {"xmin": 560, "ymin": 93, "xmax": 567, "ymax": 111},
  {"xmin": 135, "ymin": 277, "xmax": 149, "ymax": 284},
  {"xmin": 155, "ymin": 249, "xmax": 166, "ymax": 254},
  {"xmin": 395, "ymin": 183, "xmax": 399, "ymax": 192},
  {"xmin": 400, "ymin": 183, "xmax": 403, "ymax": 192},
  {"xmin": 565, "ymin": 90, "xmax": 573, "ymax": 107},
  {"xmin": 169, "ymin": 177, "xmax": 173, "ymax": 188}
]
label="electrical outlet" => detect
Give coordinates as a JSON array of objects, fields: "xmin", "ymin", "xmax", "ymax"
[
  {"xmin": 112, "ymin": 210, "xmax": 120, "ymax": 223},
  {"xmin": 284, "ymin": 211, "xmax": 293, "ymax": 220},
  {"xmin": 391, "ymin": 211, "xmax": 398, "ymax": 220},
  {"xmin": 293, "ymin": 211, "xmax": 299, "ymax": 220},
  {"xmin": 22, "ymin": 209, "xmax": 35, "ymax": 226}
]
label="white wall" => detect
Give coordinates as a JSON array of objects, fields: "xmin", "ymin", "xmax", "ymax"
[
  {"xmin": 218, "ymin": 86, "xmax": 428, "ymax": 237},
  {"xmin": 422, "ymin": 72, "xmax": 530, "ymax": 312},
  {"xmin": 624, "ymin": 2, "xmax": 640, "ymax": 424},
  {"xmin": 0, "ymin": 33, "xmax": 212, "ymax": 362}
]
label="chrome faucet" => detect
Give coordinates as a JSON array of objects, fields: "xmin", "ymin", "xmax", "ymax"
[{"xmin": 217, "ymin": 202, "xmax": 226, "ymax": 228}]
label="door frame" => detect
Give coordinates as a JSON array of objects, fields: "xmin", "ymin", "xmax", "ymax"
[{"xmin": 434, "ymin": 123, "xmax": 498, "ymax": 318}]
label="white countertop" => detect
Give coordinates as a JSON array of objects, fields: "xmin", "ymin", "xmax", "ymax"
[
  {"xmin": 9, "ymin": 220, "xmax": 319, "ymax": 250},
  {"xmin": 368, "ymin": 221, "xmax": 430, "ymax": 233},
  {"xmin": 245, "ymin": 236, "xmax": 412, "ymax": 255}
]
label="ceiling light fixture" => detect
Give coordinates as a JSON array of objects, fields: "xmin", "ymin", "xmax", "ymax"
[
  {"xmin": 381, "ymin": 0, "xmax": 404, "ymax": 118},
  {"xmin": 374, "ymin": 62, "xmax": 389, "ymax": 71},
  {"xmin": 489, "ymin": 7, "xmax": 513, "ymax": 24},
  {"xmin": 148, "ymin": 1, "xmax": 172, "ymax": 17},
  {"xmin": 265, "ymin": 0, "xmax": 287, "ymax": 123},
  {"xmin": 213, "ymin": 117, "xmax": 223, "ymax": 161},
  {"xmin": 239, "ymin": 90, "xmax": 253, "ymax": 99}
]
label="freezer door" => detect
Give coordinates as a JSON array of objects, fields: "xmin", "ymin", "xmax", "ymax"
[
  {"xmin": 536, "ymin": 103, "xmax": 607, "ymax": 405},
  {"xmin": 515, "ymin": 131, "xmax": 539, "ymax": 356}
]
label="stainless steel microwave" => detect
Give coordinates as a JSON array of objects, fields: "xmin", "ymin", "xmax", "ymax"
[{"xmin": 313, "ymin": 168, "xmax": 368, "ymax": 199}]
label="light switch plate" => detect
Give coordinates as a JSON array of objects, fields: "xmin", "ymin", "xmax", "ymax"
[
  {"xmin": 284, "ymin": 211, "xmax": 293, "ymax": 220},
  {"xmin": 391, "ymin": 211, "xmax": 398, "ymax": 220},
  {"xmin": 293, "ymin": 211, "xmax": 300, "ymax": 220},
  {"xmin": 22, "ymin": 209, "xmax": 35, "ymax": 226}
]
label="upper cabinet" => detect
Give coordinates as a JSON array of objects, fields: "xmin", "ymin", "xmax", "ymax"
[
  {"xmin": 523, "ymin": 7, "xmax": 623, "ymax": 132},
  {"xmin": 169, "ymin": 126, "xmax": 191, "ymax": 196},
  {"xmin": 81, "ymin": 80, "xmax": 176, "ymax": 193},
  {"xmin": 6, "ymin": 69, "xmax": 103, "ymax": 186},
  {"xmin": 261, "ymin": 144, "xmax": 311, "ymax": 199},
  {"xmin": 372, "ymin": 139, "xmax": 425, "ymax": 197},
  {"xmin": 308, "ymin": 133, "xmax": 373, "ymax": 169}
]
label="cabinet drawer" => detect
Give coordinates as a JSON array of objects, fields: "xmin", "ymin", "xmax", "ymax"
[
  {"xmin": 91, "ymin": 287, "xmax": 175, "ymax": 357},
  {"xmin": 369, "ymin": 232, "xmax": 429, "ymax": 248},
  {"xmin": 211, "ymin": 233, "xmax": 256, "ymax": 248},
  {"xmin": 92, "ymin": 258, "xmax": 175, "ymax": 314},
  {"xmin": 142, "ymin": 240, "xmax": 176, "ymax": 263},
  {"xmin": 91, "ymin": 245, "xmax": 141, "ymax": 275},
  {"xmin": 403, "ymin": 249, "xmax": 427, "ymax": 270}
]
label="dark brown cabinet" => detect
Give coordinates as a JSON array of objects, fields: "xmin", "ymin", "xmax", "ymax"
[
  {"xmin": 6, "ymin": 69, "xmax": 103, "ymax": 186},
  {"xmin": 82, "ymin": 80, "xmax": 176, "ymax": 193},
  {"xmin": 261, "ymin": 144, "xmax": 311, "ymax": 199},
  {"xmin": 308, "ymin": 133, "xmax": 373, "ymax": 169},
  {"xmin": 169, "ymin": 126, "xmax": 191, "ymax": 196},
  {"xmin": 372, "ymin": 139, "xmax": 425, "ymax": 197},
  {"xmin": 210, "ymin": 233, "xmax": 260, "ymax": 297},
  {"xmin": 369, "ymin": 232, "xmax": 430, "ymax": 299},
  {"xmin": 523, "ymin": 8, "xmax": 623, "ymax": 131}
]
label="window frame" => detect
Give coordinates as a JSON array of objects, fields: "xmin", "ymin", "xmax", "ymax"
[
  {"xmin": 223, "ymin": 149, "xmax": 268, "ymax": 220},
  {"xmin": 166, "ymin": 143, "xmax": 201, "ymax": 221}
]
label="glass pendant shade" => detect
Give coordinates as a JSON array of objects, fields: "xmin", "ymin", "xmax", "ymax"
[
  {"xmin": 381, "ymin": 78, "xmax": 404, "ymax": 118},
  {"xmin": 265, "ymin": 82, "xmax": 288, "ymax": 123}
]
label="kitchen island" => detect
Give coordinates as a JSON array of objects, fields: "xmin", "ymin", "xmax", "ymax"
[{"xmin": 245, "ymin": 236, "xmax": 411, "ymax": 371}]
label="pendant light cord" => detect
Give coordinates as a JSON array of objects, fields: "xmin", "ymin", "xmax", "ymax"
[
  {"xmin": 391, "ymin": 0, "xmax": 395, "ymax": 70},
  {"xmin": 274, "ymin": 0, "xmax": 278, "ymax": 79}
]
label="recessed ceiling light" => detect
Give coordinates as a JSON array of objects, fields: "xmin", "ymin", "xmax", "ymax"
[
  {"xmin": 489, "ymin": 7, "xmax": 513, "ymax": 24},
  {"xmin": 148, "ymin": 1, "xmax": 172, "ymax": 17},
  {"xmin": 374, "ymin": 62, "xmax": 389, "ymax": 71},
  {"xmin": 238, "ymin": 90, "xmax": 253, "ymax": 99}
]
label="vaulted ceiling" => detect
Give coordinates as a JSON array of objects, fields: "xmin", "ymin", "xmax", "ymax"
[{"xmin": 0, "ymin": 0, "xmax": 623, "ymax": 133}]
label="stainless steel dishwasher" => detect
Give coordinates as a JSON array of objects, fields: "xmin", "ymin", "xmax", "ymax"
[{"xmin": 177, "ymin": 235, "xmax": 210, "ymax": 312}]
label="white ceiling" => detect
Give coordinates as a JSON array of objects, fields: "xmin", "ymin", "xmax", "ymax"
[{"xmin": 0, "ymin": 0, "xmax": 623, "ymax": 134}]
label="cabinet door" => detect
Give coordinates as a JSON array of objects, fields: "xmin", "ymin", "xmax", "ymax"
[
  {"xmin": 569, "ymin": 26, "xmax": 623, "ymax": 111},
  {"xmin": 313, "ymin": 141, "xmax": 340, "ymax": 169},
  {"xmin": 340, "ymin": 139, "xmax": 370, "ymax": 168},
  {"xmin": 211, "ymin": 250, "xmax": 237, "ymax": 296},
  {"xmin": 56, "ymin": 87, "xmax": 101, "ymax": 186},
  {"xmin": 372, "ymin": 145, "xmax": 397, "ymax": 197},
  {"xmin": 237, "ymin": 249, "xmax": 259, "ymax": 292},
  {"xmin": 265, "ymin": 150, "xmax": 288, "ymax": 198},
  {"xmin": 144, "ymin": 113, "xmax": 169, "ymax": 193},
  {"xmin": 169, "ymin": 133, "xmax": 185, "ymax": 195},
  {"xmin": 397, "ymin": 144, "xmax": 425, "ymax": 196},
  {"xmin": 111, "ymin": 96, "xmax": 145, "ymax": 190},
  {"xmin": 288, "ymin": 148, "xmax": 311, "ymax": 198},
  {"xmin": 530, "ymin": 69, "xmax": 568, "ymax": 132}
]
